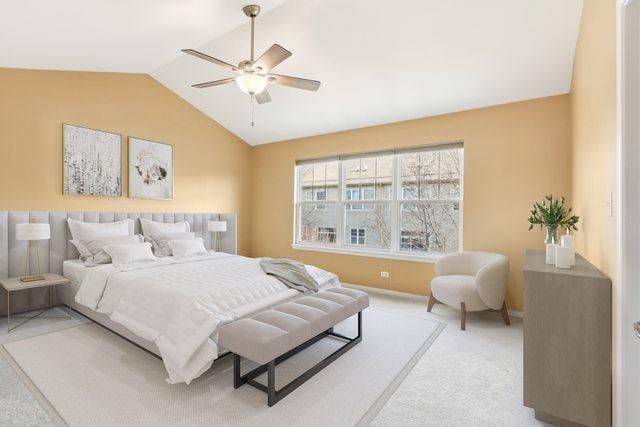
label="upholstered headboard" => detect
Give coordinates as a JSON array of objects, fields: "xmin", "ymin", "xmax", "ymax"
[{"xmin": 0, "ymin": 211, "xmax": 237, "ymax": 315}]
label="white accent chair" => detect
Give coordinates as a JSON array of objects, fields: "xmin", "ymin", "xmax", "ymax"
[{"xmin": 428, "ymin": 252, "xmax": 510, "ymax": 330}]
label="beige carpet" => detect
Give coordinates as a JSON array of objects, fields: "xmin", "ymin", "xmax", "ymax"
[{"xmin": 3, "ymin": 308, "xmax": 443, "ymax": 427}]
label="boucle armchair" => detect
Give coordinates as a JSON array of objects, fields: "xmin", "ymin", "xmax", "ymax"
[{"xmin": 428, "ymin": 252, "xmax": 510, "ymax": 330}]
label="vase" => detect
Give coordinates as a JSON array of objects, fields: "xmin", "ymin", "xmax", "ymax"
[{"xmin": 544, "ymin": 225, "xmax": 559, "ymax": 244}]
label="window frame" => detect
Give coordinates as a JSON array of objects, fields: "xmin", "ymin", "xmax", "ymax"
[{"xmin": 292, "ymin": 144, "xmax": 463, "ymax": 263}]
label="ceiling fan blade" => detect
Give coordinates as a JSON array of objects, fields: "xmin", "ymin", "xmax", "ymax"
[
  {"xmin": 255, "ymin": 89, "xmax": 272, "ymax": 104},
  {"xmin": 182, "ymin": 49, "xmax": 238, "ymax": 72},
  {"xmin": 253, "ymin": 44, "xmax": 292, "ymax": 72},
  {"xmin": 267, "ymin": 74, "xmax": 321, "ymax": 91},
  {"xmin": 191, "ymin": 78, "xmax": 235, "ymax": 89}
]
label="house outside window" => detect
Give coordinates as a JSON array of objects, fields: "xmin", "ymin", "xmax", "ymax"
[
  {"xmin": 349, "ymin": 228, "xmax": 366, "ymax": 245},
  {"xmin": 293, "ymin": 143, "xmax": 463, "ymax": 260},
  {"xmin": 317, "ymin": 227, "xmax": 336, "ymax": 243}
]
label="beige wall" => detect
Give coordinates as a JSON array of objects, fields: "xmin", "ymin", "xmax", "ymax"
[
  {"xmin": 570, "ymin": 0, "xmax": 617, "ymax": 277},
  {"xmin": 2, "ymin": 14, "xmax": 613, "ymax": 315},
  {"xmin": 251, "ymin": 95, "xmax": 572, "ymax": 311},
  {"xmin": 0, "ymin": 68, "xmax": 253, "ymax": 254}
]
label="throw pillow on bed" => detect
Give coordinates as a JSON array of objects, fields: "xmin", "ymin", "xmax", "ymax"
[
  {"xmin": 145, "ymin": 232, "xmax": 196, "ymax": 257},
  {"xmin": 140, "ymin": 218, "xmax": 190, "ymax": 236},
  {"xmin": 67, "ymin": 218, "xmax": 134, "ymax": 240},
  {"xmin": 102, "ymin": 242, "xmax": 157, "ymax": 267},
  {"xmin": 70, "ymin": 234, "xmax": 144, "ymax": 266},
  {"xmin": 169, "ymin": 238, "xmax": 207, "ymax": 258}
]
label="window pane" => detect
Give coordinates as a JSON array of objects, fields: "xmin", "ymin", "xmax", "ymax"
[
  {"xmin": 344, "ymin": 155, "xmax": 392, "ymax": 201},
  {"xmin": 312, "ymin": 163, "xmax": 326, "ymax": 182},
  {"xmin": 344, "ymin": 203, "xmax": 391, "ymax": 249},
  {"xmin": 400, "ymin": 149, "xmax": 461, "ymax": 200},
  {"xmin": 299, "ymin": 165, "xmax": 314, "ymax": 184},
  {"xmin": 377, "ymin": 156, "xmax": 393, "ymax": 177},
  {"xmin": 299, "ymin": 203, "xmax": 338, "ymax": 245},
  {"xmin": 400, "ymin": 202, "xmax": 460, "ymax": 253},
  {"xmin": 299, "ymin": 160, "xmax": 339, "ymax": 202}
]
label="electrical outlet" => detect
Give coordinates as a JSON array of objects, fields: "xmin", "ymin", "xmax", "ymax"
[{"xmin": 380, "ymin": 271, "xmax": 390, "ymax": 278}]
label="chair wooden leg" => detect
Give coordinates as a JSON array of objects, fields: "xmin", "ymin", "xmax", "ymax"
[
  {"xmin": 427, "ymin": 292, "xmax": 436, "ymax": 312},
  {"xmin": 460, "ymin": 302, "xmax": 466, "ymax": 331},
  {"xmin": 499, "ymin": 302, "xmax": 511, "ymax": 326}
]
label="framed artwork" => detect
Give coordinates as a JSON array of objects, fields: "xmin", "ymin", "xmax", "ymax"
[
  {"xmin": 128, "ymin": 137, "xmax": 173, "ymax": 200},
  {"xmin": 63, "ymin": 123, "xmax": 122, "ymax": 197}
]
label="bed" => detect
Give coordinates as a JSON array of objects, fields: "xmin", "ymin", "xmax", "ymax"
[
  {"xmin": 0, "ymin": 211, "xmax": 340, "ymax": 384},
  {"xmin": 64, "ymin": 253, "xmax": 338, "ymax": 383}
]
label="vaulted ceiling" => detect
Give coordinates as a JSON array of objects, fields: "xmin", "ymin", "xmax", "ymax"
[{"xmin": 1, "ymin": 0, "xmax": 583, "ymax": 145}]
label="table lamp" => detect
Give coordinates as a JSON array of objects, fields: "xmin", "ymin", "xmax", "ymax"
[
  {"xmin": 208, "ymin": 220, "xmax": 227, "ymax": 252},
  {"xmin": 16, "ymin": 223, "xmax": 50, "ymax": 282}
]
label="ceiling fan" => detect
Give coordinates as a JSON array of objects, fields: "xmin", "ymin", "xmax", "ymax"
[{"xmin": 182, "ymin": 4, "xmax": 321, "ymax": 106}]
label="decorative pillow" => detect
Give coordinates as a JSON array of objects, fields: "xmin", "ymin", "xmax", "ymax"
[
  {"xmin": 67, "ymin": 218, "xmax": 134, "ymax": 240},
  {"xmin": 169, "ymin": 238, "xmax": 207, "ymax": 259},
  {"xmin": 145, "ymin": 232, "xmax": 196, "ymax": 257},
  {"xmin": 71, "ymin": 235, "xmax": 144, "ymax": 266},
  {"xmin": 140, "ymin": 218, "xmax": 190, "ymax": 236},
  {"xmin": 102, "ymin": 242, "xmax": 157, "ymax": 267}
]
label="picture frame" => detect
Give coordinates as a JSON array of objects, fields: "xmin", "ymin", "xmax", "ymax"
[
  {"xmin": 62, "ymin": 123, "xmax": 122, "ymax": 197},
  {"xmin": 128, "ymin": 137, "xmax": 174, "ymax": 200}
]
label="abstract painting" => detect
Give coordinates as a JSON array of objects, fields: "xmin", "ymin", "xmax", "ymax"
[
  {"xmin": 63, "ymin": 124, "xmax": 122, "ymax": 197},
  {"xmin": 129, "ymin": 137, "xmax": 173, "ymax": 200}
]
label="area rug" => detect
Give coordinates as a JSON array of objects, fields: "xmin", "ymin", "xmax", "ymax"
[{"xmin": 3, "ymin": 308, "xmax": 444, "ymax": 427}]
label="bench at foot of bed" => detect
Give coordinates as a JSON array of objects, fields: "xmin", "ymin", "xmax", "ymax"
[{"xmin": 218, "ymin": 287, "xmax": 369, "ymax": 406}]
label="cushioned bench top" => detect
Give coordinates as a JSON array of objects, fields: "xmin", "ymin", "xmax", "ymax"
[{"xmin": 218, "ymin": 287, "xmax": 369, "ymax": 365}]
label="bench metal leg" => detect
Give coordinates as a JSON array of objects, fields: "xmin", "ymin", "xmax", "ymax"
[
  {"xmin": 267, "ymin": 360, "xmax": 276, "ymax": 406},
  {"xmin": 233, "ymin": 311, "xmax": 363, "ymax": 406},
  {"xmin": 233, "ymin": 353, "xmax": 242, "ymax": 389}
]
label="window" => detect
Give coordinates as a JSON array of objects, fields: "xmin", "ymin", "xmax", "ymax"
[
  {"xmin": 294, "ymin": 143, "xmax": 463, "ymax": 259},
  {"xmin": 349, "ymin": 228, "xmax": 366, "ymax": 245}
]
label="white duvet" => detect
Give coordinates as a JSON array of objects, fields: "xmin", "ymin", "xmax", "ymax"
[{"xmin": 74, "ymin": 252, "xmax": 340, "ymax": 384}]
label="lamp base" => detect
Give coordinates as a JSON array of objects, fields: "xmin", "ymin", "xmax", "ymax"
[{"xmin": 20, "ymin": 275, "xmax": 45, "ymax": 282}]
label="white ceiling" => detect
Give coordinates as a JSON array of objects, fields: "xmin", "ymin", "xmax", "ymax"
[
  {"xmin": 0, "ymin": 0, "xmax": 287, "ymax": 72},
  {"xmin": 153, "ymin": 0, "xmax": 583, "ymax": 145},
  {"xmin": 1, "ymin": 0, "xmax": 583, "ymax": 146}
]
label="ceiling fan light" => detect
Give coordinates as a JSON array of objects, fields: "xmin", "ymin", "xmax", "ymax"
[{"xmin": 235, "ymin": 74, "xmax": 268, "ymax": 95}]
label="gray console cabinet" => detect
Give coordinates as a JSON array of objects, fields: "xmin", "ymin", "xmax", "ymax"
[{"xmin": 523, "ymin": 249, "xmax": 611, "ymax": 427}]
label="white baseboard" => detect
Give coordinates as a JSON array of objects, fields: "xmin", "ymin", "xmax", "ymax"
[
  {"xmin": 342, "ymin": 282, "xmax": 429, "ymax": 301},
  {"xmin": 342, "ymin": 282, "xmax": 524, "ymax": 319}
]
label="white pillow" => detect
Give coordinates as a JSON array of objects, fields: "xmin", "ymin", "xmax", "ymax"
[
  {"xmin": 70, "ymin": 235, "xmax": 144, "ymax": 266},
  {"xmin": 68, "ymin": 218, "xmax": 134, "ymax": 240},
  {"xmin": 169, "ymin": 238, "xmax": 207, "ymax": 259},
  {"xmin": 102, "ymin": 242, "xmax": 157, "ymax": 267},
  {"xmin": 145, "ymin": 232, "xmax": 196, "ymax": 257},
  {"xmin": 140, "ymin": 218, "xmax": 190, "ymax": 236}
]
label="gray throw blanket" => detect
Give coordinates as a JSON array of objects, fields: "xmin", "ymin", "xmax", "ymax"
[{"xmin": 260, "ymin": 257, "xmax": 319, "ymax": 293}]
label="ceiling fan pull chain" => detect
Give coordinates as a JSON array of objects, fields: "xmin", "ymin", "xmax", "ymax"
[{"xmin": 251, "ymin": 94, "xmax": 255, "ymax": 127}]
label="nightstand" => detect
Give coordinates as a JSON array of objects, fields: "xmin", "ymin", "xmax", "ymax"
[{"xmin": 1, "ymin": 273, "xmax": 71, "ymax": 333}]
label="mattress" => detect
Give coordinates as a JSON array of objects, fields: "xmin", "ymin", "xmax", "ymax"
[{"xmin": 62, "ymin": 259, "xmax": 94, "ymax": 284}]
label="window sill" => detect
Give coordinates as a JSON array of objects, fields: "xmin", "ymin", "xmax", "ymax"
[{"xmin": 290, "ymin": 243, "xmax": 443, "ymax": 263}]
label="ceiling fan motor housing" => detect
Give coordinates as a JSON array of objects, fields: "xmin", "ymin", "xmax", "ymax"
[{"xmin": 238, "ymin": 60, "xmax": 256, "ymax": 72}]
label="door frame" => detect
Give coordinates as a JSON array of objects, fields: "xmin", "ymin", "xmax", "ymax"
[{"xmin": 616, "ymin": 1, "xmax": 640, "ymax": 425}]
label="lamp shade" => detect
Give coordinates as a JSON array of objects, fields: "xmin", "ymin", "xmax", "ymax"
[
  {"xmin": 208, "ymin": 221, "xmax": 227, "ymax": 232},
  {"xmin": 16, "ymin": 223, "xmax": 50, "ymax": 241}
]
